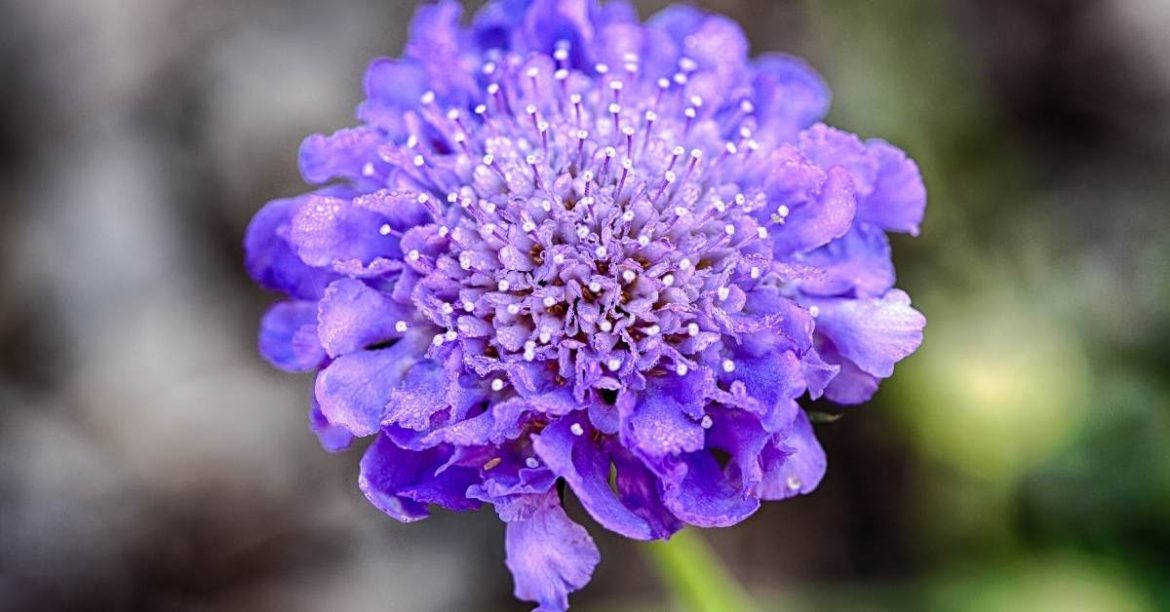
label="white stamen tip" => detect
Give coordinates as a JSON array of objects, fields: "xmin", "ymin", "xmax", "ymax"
[
  {"xmin": 491, "ymin": 378, "xmax": 505, "ymax": 392},
  {"xmin": 722, "ymin": 359, "xmax": 736, "ymax": 373},
  {"xmin": 395, "ymin": 321, "xmax": 408, "ymax": 333},
  {"xmin": 700, "ymin": 415, "xmax": 714, "ymax": 429},
  {"xmin": 570, "ymin": 423, "xmax": 585, "ymax": 436}
]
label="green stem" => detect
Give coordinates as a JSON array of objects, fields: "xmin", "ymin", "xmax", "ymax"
[{"xmin": 644, "ymin": 529, "xmax": 757, "ymax": 612}]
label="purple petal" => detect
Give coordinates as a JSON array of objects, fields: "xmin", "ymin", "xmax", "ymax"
[
  {"xmin": 800, "ymin": 223, "xmax": 895, "ymax": 299},
  {"xmin": 258, "ymin": 301, "xmax": 325, "ymax": 372},
  {"xmin": 290, "ymin": 195, "xmax": 402, "ymax": 269},
  {"xmin": 298, "ymin": 127, "xmax": 383, "ymax": 185},
  {"xmin": 522, "ymin": 0, "xmax": 596, "ymax": 68},
  {"xmin": 752, "ymin": 53, "xmax": 831, "ymax": 145},
  {"xmin": 768, "ymin": 164, "xmax": 858, "ymax": 255},
  {"xmin": 503, "ymin": 491, "xmax": 600, "ymax": 612},
  {"xmin": 811, "ymin": 289, "xmax": 925, "ymax": 378},
  {"xmin": 865, "ymin": 140, "xmax": 926, "ymax": 235},
  {"xmin": 314, "ymin": 333, "xmax": 426, "ymax": 437},
  {"xmin": 317, "ymin": 278, "xmax": 414, "ymax": 358},
  {"xmin": 534, "ymin": 417, "xmax": 674, "ymax": 540},
  {"xmin": 384, "ymin": 358, "xmax": 449, "ymax": 431},
  {"xmin": 243, "ymin": 196, "xmax": 337, "ymax": 299},
  {"xmin": 660, "ymin": 452, "xmax": 760, "ymax": 528},
  {"xmin": 309, "ymin": 397, "xmax": 354, "ymax": 453},
  {"xmin": 359, "ymin": 434, "xmax": 481, "ymax": 523},
  {"xmin": 757, "ymin": 411, "xmax": 826, "ymax": 499},
  {"xmin": 621, "ymin": 388, "xmax": 705, "ymax": 458}
]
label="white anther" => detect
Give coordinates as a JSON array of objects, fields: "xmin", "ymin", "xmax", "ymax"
[
  {"xmin": 552, "ymin": 253, "xmax": 566, "ymax": 265},
  {"xmin": 750, "ymin": 267, "xmax": 761, "ymax": 279},
  {"xmin": 570, "ymin": 423, "xmax": 585, "ymax": 436},
  {"xmin": 543, "ymin": 296, "xmax": 557, "ymax": 308},
  {"xmin": 700, "ymin": 415, "xmax": 714, "ymax": 429},
  {"xmin": 444, "ymin": 330, "xmax": 457, "ymax": 341},
  {"xmin": 687, "ymin": 322, "xmax": 700, "ymax": 336},
  {"xmin": 438, "ymin": 226, "xmax": 449, "ymax": 237},
  {"xmin": 724, "ymin": 224, "xmax": 736, "ymax": 236},
  {"xmin": 420, "ymin": 90, "xmax": 435, "ymax": 105},
  {"xmin": 407, "ymin": 249, "xmax": 421, "ymax": 261},
  {"xmin": 440, "ymin": 303, "xmax": 454, "ymax": 315},
  {"xmin": 588, "ymin": 281, "xmax": 602, "ymax": 293},
  {"xmin": 432, "ymin": 334, "xmax": 445, "ymax": 346},
  {"xmin": 379, "ymin": 224, "xmax": 392, "ymax": 236},
  {"xmin": 482, "ymin": 154, "xmax": 494, "ymax": 166},
  {"xmin": 526, "ymin": 457, "xmax": 541, "ymax": 469},
  {"xmin": 717, "ymin": 287, "xmax": 730, "ymax": 301},
  {"xmin": 362, "ymin": 162, "xmax": 376, "ymax": 177},
  {"xmin": 607, "ymin": 358, "xmax": 622, "ymax": 372},
  {"xmin": 808, "ymin": 305, "xmax": 821, "ymax": 318},
  {"xmin": 491, "ymin": 379, "xmax": 505, "ymax": 392},
  {"xmin": 598, "ymin": 319, "xmax": 613, "ymax": 333},
  {"xmin": 497, "ymin": 279, "xmax": 510, "ymax": 292},
  {"xmin": 676, "ymin": 363, "xmax": 689, "ymax": 376},
  {"xmin": 777, "ymin": 204, "xmax": 790, "ymax": 217},
  {"xmin": 645, "ymin": 324, "xmax": 661, "ymax": 337},
  {"xmin": 594, "ymin": 245, "xmax": 608, "ymax": 258},
  {"xmin": 622, "ymin": 270, "xmax": 637, "ymax": 283},
  {"xmin": 522, "ymin": 220, "xmax": 536, "ymax": 232},
  {"xmin": 395, "ymin": 321, "xmax": 408, "ymax": 333},
  {"xmin": 576, "ymin": 225, "xmax": 590, "ymax": 239},
  {"xmin": 463, "ymin": 300, "xmax": 475, "ymax": 312},
  {"xmin": 506, "ymin": 303, "xmax": 521, "ymax": 315},
  {"xmin": 622, "ymin": 210, "xmax": 636, "ymax": 222},
  {"xmin": 662, "ymin": 274, "xmax": 675, "ymax": 287},
  {"xmin": 460, "ymin": 254, "xmax": 472, "ymax": 270},
  {"xmin": 787, "ymin": 476, "xmax": 802, "ymax": 491},
  {"xmin": 757, "ymin": 227, "xmax": 769, "ymax": 239},
  {"xmin": 637, "ymin": 235, "xmax": 651, "ymax": 247},
  {"xmin": 722, "ymin": 359, "xmax": 736, "ymax": 373},
  {"xmin": 679, "ymin": 258, "xmax": 692, "ymax": 270}
]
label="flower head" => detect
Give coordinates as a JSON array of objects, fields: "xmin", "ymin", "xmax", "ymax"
[{"xmin": 245, "ymin": 1, "xmax": 926, "ymax": 609}]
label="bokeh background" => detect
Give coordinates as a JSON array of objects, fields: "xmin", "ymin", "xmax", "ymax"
[{"xmin": 2, "ymin": 0, "xmax": 1168, "ymax": 610}]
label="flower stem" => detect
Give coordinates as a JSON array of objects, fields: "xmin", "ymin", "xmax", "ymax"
[{"xmin": 645, "ymin": 529, "xmax": 757, "ymax": 612}]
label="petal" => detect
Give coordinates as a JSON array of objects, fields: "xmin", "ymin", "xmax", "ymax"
[
  {"xmin": 621, "ymin": 387, "xmax": 705, "ymax": 458},
  {"xmin": 522, "ymin": 0, "xmax": 596, "ymax": 67},
  {"xmin": 317, "ymin": 278, "xmax": 415, "ymax": 358},
  {"xmin": 800, "ymin": 223, "xmax": 895, "ymax": 299},
  {"xmin": 359, "ymin": 434, "xmax": 480, "ymax": 522},
  {"xmin": 243, "ymin": 196, "xmax": 337, "ymax": 299},
  {"xmin": 752, "ymin": 53, "xmax": 831, "ymax": 145},
  {"xmin": 660, "ymin": 452, "xmax": 760, "ymax": 528},
  {"xmin": 314, "ymin": 333, "xmax": 426, "ymax": 437},
  {"xmin": 298, "ymin": 127, "xmax": 383, "ymax": 185},
  {"xmin": 290, "ymin": 195, "xmax": 402, "ymax": 268},
  {"xmin": 503, "ymin": 491, "xmax": 600, "ymax": 612},
  {"xmin": 534, "ymin": 417, "xmax": 669, "ymax": 540},
  {"xmin": 309, "ymin": 397, "xmax": 354, "ymax": 453},
  {"xmin": 864, "ymin": 140, "xmax": 926, "ymax": 235},
  {"xmin": 384, "ymin": 358, "xmax": 449, "ymax": 431},
  {"xmin": 822, "ymin": 351, "xmax": 880, "ymax": 405},
  {"xmin": 757, "ymin": 411, "xmax": 827, "ymax": 499},
  {"xmin": 258, "ymin": 300, "xmax": 326, "ymax": 372},
  {"xmin": 811, "ymin": 289, "xmax": 925, "ymax": 378},
  {"xmin": 768, "ymin": 165, "xmax": 858, "ymax": 255}
]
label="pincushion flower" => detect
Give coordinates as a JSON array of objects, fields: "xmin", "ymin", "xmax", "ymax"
[{"xmin": 245, "ymin": 1, "xmax": 926, "ymax": 609}]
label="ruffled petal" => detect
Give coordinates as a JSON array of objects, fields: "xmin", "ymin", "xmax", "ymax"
[
  {"xmin": 309, "ymin": 397, "xmax": 354, "ymax": 453},
  {"xmin": 298, "ymin": 127, "xmax": 384, "ymax": 185},
  {"xmin": 290, "ymin": 195, "xmax": 402, "ymax": 269},
  {"xmin": 534, "ymin": 417, "xmax": 675, "ymax": 540},
  {"xmin": 503, "ymin": 490, "xmax": 600, "ymax": 612},
  {"xmin": 522, "ymin": 0, "xmax": 596, "ymax": 68},
  {"xmin": 384, "ymin": 358, "xmax": 449, "ymax": 431},
  {"xmin": 752, "ymin": 53, "xmax": 831, "ymax": 145},
  {"xmin": 621, "ymin": 387, "xmax": 705, "ymax": 458},
  {"xmin": 800, "ymin": 223, "xmax": 895, "ymax": 299},
  {"xmin": 317, "ymin": 278, "xmax": 415, "ymax": 358},
  {"xmin": 258, "ymin": 300, "xmax": 326, "ymax": 372},
  {"xmin": 359, "ymin": 434, "xmax": 481, "ymax": 523},
  {"xmin": 767, "ymin": 163, "xmax": 857, "ymax": 255},
  {"xmin": 864, "ymin": 140, "xmax": 926, "ymax": 235},
  {"xmin": 660, "ymin": 452, "xmax": 760, "ymax": 528},
  {"xmin": 757, "ymin": 410, "xmax": 826, "ymax": 499},
  {"xmin": 810, "ymin": 289, "xmax": 925, "ymax": 378},
  {"xmin": 314, "ymin": 333, "xmax": 426, "ymax": 437},
  {"xmin": 243, "ymin": 196, "xmax": 337, "ymax": 299}
]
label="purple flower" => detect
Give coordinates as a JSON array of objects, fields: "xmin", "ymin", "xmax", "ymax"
[{"xmin": 245, "ymin": 1, "xmax": 926, "ymax": 609}]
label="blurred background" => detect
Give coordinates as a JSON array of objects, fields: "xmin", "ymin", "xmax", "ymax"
[{"xmin": 1, "ymin": 0, "xmax": 1168, "ymax": 610}]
